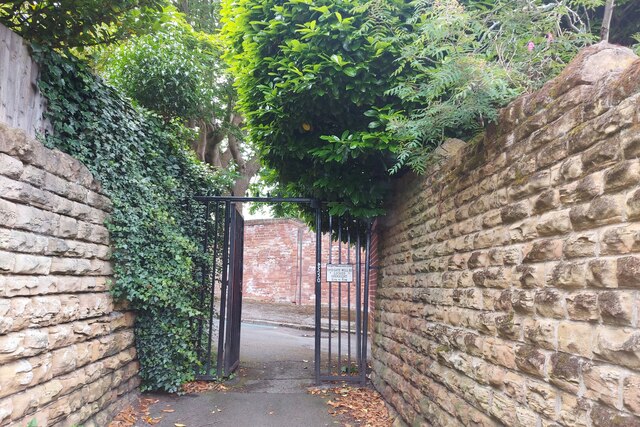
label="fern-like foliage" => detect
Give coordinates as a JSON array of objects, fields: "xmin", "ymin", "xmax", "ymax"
[{"xmin": 360, "ymin": 0, "xmax": 602, "ymax": 174}]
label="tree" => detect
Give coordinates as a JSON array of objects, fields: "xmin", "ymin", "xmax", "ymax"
[
  {"xmin": 601, "ymin": 0, "xmax": 615, "ymax": 41},
  {"xmin": 222, "ymin": 0, "xmax": 411, "ymax": 218},
  {"xmin": 221, "ymin": 0, "xmax": 604, "ymax": 218},
  {"xmin": 99, "ymin": 8, "xmax": 259, "ymax": 197},
  {"xmin": 0, "ymin": 0, "xmax": 166, "ymax": 48}
]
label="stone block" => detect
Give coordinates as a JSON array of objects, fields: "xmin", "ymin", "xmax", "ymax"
[
  {"xmin": 590, "ymin": 403, "xmax": 640, "ymax": 427},
  {"xmin": 605, "ymin": 160, "xmax": 640, "ymax": 191},
  {"xmin": 12, "ymin": 254, "xmax": 51, "ymax": 275},
  {"xmin": 626, "ymin": 188, "xmax": 640, "ymax": 220},
  {"xmin": 560, "ymin": 156, "xmax": 583, "ymax": 182},
  {"xmin": 598, "ymin": 291, "xmax": 634, "ymax": 326},
  {"xmin": 526, "ymin": 379, "xmax": 558, "ymax": 419},
  {"xmin": 623, "ymin": 374, "xmax": 640, "ymax": 414},
  {"xmin": 583, "ymin": 363, "xmax": 623, "ymax": 409},
  {"xmin": 564, "ymin": 233, "xmax": 597, "ymax": 259},
  {"xmin": 558, "ymin": 321, "xmax": 594, "ymax": 357},
  {"xmin": 523, "ymin": 239, "xmax": 563, "ymax": 262},
  {"xmin": 533, "ymin": 189, "xmax": 561, "ymax": 214},
  {"xmin": 560, "ymin": 173, "xmax": 604, "ymax": 204},
  {"xmin": 516, "ymin": 264, "xmax": 546, "ymax": 288},
  {"xmin": 495, "ymin": 312, "xmax": 520, "ymax": 339},
  {"xmin": 617, "ymin": 256, "xmax": 640, "ymax": 288},
  {"xmin": 0, "ymin": 198, "xmax": 18, "ymax": 228},
  {"xmin": 511, "ymin": 289, "xmax": 535, "ymax": 314},
  {"xmin": 566, "ymin": 291, "xmax": 599, "ymax": 321},
  {"xmin": 535, "ymin": 288, "xmax": 565, "ymax": 318},
  {"xmin": 569, "ymin": 195, "xmax": 624, "ymax": 231},
  {"xmin": 501, "ymin": 201, "xmax": 531, "ymax": 224},
  {"xmin": 0, "ymin": 251, "xmax": 16, "ymax": 272},
  {"xmin": 482, "ymin": 337, "xmax": 516, "ymax": 369},
  {"xmin": 594, "ymin": 326, "xmax": 640, "ymax": 369},
  {"xmin": 581, "ymin": 139, "xmax": 622, "ymax": 175},
  {"xmin": 587, "ymin": 259, "xmax": 618, "ymax": 288},
  {"xmin": 538, "ymin": 212, "xmax": 573, "ymax": 240},
  {"xmin": 550, "ymin": 352, "xmax": 582, "ymax": 392},
  {"xmin": 601, "ymin": 224, "xmax": 640, "ymax": 255},
  {"xmin": 0, "ymin": 153, "xmax": 24, "ymax": 179},
  {"xmin": 523, "ymin": 318, "xmax": 557, "ymax": 350},
  {"xmin": 551, "ymin": 262, "xmax": 587, "ymax": 289}
]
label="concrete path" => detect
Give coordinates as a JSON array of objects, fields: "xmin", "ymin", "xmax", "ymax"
[{"xmin": 141, "ymin": 323, "xmax": 346, "ymax": 427}]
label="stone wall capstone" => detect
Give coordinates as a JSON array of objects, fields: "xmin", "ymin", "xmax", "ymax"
[
  {"xmin": 0, "ymin": 122, "xmax": 138, "ymax": 426},
  {"xmin": 372, "ymin": 43, "xmax": 640, "ymax": 426}
]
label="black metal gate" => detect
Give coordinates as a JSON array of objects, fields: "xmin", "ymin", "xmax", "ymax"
[
  {"xmin": 192, "ymin": 199, "xmax": 244, "ymax": 379},
  {"xmin": 314, "ymin": 215, "xmax": 371, "ymax": 384},
  {"xmin": 192, "ymin": 196, "xmax": 371, "ymax": 384}
]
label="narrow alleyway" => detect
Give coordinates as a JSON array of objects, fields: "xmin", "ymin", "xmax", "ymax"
[{"xmin": 140, "ymin": 321, "xmax": 348, "ymax": 426}]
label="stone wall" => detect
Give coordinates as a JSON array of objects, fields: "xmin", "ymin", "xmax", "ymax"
[
  {"xmin": 372, "ymin": 43, "xmax": 640, "ymax": 426},
  {"xmin": 0, "ymin": 123, "xmax": 138, "ymax": 426},
  {"xmin": 0, "ymin": 24, "xmax": 50, "ymax": 138}
]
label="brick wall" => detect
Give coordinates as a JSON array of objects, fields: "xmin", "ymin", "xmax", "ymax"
[
  {"xmin": 0, "ymin": 123, "xmax": 138, "ymax": 426},
  {"xmin": 372, "ymin": 43, "xmax": 640, "ymax": 426},
  {"xmin": 243, "ymin": 219, "xmax": 374, "ymax": 310}
]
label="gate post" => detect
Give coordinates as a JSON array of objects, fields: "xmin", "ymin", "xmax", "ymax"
[{"xmin": 313, "ymin": 201, "xmax": 322, "ymax": 385}]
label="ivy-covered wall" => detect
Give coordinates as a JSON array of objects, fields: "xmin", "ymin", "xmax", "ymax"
[
  {"xmin": 0, "ymin": 25, "xmax": 232, "ymax": 426},
  {"xmin": 372, "ymin": 43, "xmax": 640, "ymax": 426}
]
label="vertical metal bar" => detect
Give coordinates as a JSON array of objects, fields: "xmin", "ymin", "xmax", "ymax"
[
  {"xmin": 196, "ymin": 201, "xmax": 211, "ymax": 370},
  {"xmin": 297, "ymin": 226, "xmax": 303, "ymax": 305},
  {"xmin": 225, "ymin": 205, "xmax": 243, "ymax": 374},
  {"xmin": 361, "ymin": 221, "xmax": 372, "ymax": 384},
  {"xmin": 355, "ymin": 229, "xmax": 362, "ymax": 374},
  {"xmin": 314, "ymin": 204, "xmax": 322, "ymax": 384},
  {"xmin": 205, "ymin": 201, "xmax": 221, "ymax": 376},
  {"xmin": 347, "ymin": 221, "xmax": 351, "ymax": 375},
  {"xmin": 328, "ymin": 215, "xmax": 333, "ymax": 374},
  {"xmin": 216, "ymin": 201, "xmax": 231, "ymax": 378},
  {"xmin": 337, "ymin": 217, "xmax": 342, "ymax": 375}
]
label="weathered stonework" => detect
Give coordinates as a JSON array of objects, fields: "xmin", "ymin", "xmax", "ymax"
[
  {"xmin": 0, "ymin": 123, "xmax": 138, "ymax": 426},
  {"xmin": 372, "ymin": 43, "xmax": 640, "ymax": 426}
]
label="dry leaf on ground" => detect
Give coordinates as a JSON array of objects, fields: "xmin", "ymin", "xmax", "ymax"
[
  {"xmin": 109, "ymin": 397, "xmax": 163, "ymax": 427},
  {"xmin": 308, "ymin": 386, "xmax": 392, "ymax": 427},
  {"xmin": 181, "ymin": 381, "xmax": 228, "ymax": 394}
]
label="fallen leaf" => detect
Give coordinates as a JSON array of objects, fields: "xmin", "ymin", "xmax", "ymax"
[{"xmin": 162, "ymin": 409, "xmax": 175, "ymax": 413}]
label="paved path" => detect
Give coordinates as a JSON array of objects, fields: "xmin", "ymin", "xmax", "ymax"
[{"xmin": 142, "ymin": 323, "xmax": 345, "ymax": 427}]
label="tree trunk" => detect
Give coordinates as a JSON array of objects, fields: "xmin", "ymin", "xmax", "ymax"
[
  {"xmin": 601, "ymin": 0, "xmax": 615, "ymax": 42},
  {"xmin": 192, "ymin": 113, "xmax": 260, "ymax": 198}
]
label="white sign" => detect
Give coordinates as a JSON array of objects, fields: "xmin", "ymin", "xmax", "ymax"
[{"xmin": 326, "ymin": 264, "xmax": 353, "ymax": 282}]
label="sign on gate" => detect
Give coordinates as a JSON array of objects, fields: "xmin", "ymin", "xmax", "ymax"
[{"xmin": 326, "ymin": 264, "xmax": 353, "ymax": 282}]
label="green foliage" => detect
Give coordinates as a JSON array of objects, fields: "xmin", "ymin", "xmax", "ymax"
[
  {"xmin": 99, "ymin": 10, "xmax": 229, "ymax": 121},
  {"xmin": 223, "ymin": 0, "xmax": 604, "ymax": 216},
  {"xmin": 0, "ymin": 0, "xmax": 167, "ymax": 48},
  {"xmin": 173, "ymin": 0, "xmax": 223, "ymax": 33},
  {"xmin": 222, "ymin": 0, "xmax": 412, "ymax": 218},
  {"xmin": 33, "ymin": 47, "xmax": 233, "ymax": 392},
  {"xmin": 379, "ymin": 0, "xmax": 601, "ymax": 173}
]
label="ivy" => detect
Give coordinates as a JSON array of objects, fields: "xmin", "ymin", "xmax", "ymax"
[{"xmin": 33, "ymin": 46, "xmax": 233, "ymax": 392}]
